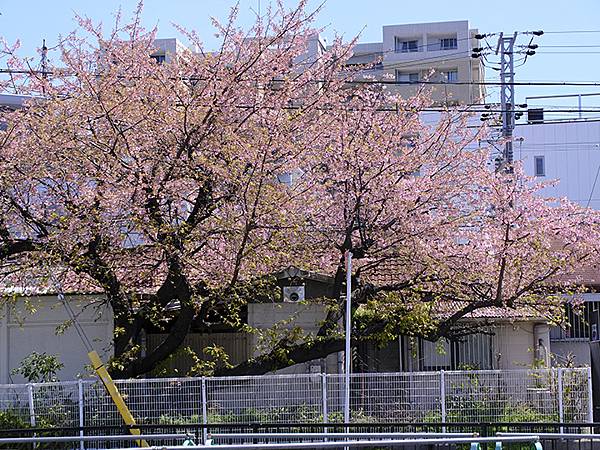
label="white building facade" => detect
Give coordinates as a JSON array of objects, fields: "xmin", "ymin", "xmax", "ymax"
[
  {"xmin": 346, "ymin": 20, "xmax": 485, "ymax": 105},
  {"xmin": 515, "ymin": 118, "xmax": 600, "ymax": 366}
]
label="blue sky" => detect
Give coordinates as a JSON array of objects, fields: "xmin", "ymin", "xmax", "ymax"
[{"xmin": 1, "ymin": 0, "xmax": 599, "ymax": 116}]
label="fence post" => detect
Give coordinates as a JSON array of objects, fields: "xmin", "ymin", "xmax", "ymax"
[
  {"xmin": 78, "ymin": 380, "xmax": 85, "ymax": 450},
  {"xmin": 201, "ymin": 376, "xmax": 208, "ymax": 444},
  {"xmin": 321, "ymin": 373, "xmax": 328, "ymax": 429},
  {"xmin": 27, "ymin": 383, "xmax": 36, "ymax": 427},
  {"xmin": 557, "ymin": 368, "xmax": 564, "ymax": 433},
  {"xmin": 587, "ymin": 366, "xmax": 594, "ymax": 423},
  {"xmin": 440, "ymin": 370, "xmax": 446, "ymax": 431}
]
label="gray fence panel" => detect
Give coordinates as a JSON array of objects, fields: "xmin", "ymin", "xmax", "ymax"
[{"xmin": 0, "ymin": 368, "xmax": 592, "ymax": 428}]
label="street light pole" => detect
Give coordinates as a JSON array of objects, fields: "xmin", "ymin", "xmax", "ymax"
[{"xmin": 344, "ymin": 250, "xmax": 352, "ymax": 427}]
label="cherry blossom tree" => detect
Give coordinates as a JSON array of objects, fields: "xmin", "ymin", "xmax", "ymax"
[{"xmin": 0, "ymin": 2, "xmax": 598, "ymax": 377}]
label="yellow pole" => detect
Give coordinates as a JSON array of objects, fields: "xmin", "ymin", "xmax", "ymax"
[{"xmin": 87, "ymin": 351, "xmax": 148, "ymax": 447}]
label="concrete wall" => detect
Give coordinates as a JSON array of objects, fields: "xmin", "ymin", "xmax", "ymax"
[
  {"xmin": 0, "ymin": 295, "xmax": 113, "ymax": 383},
  {"xmin": 248, "ymin": 302, "xmax": 339, "ymax": 374},
  {"xmin": 495, "ymin": 321, "xmax": 550, "ymax": 369}
]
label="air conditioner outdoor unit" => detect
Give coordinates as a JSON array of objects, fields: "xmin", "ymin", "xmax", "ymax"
[{"xmin": 283, "ymin": 285, "xmax": 305, "ymax": 303}]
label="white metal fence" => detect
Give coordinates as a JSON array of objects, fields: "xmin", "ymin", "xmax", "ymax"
[{"xmin": 0, "ymin": 368, "xmax": 593, "ymax": 429}]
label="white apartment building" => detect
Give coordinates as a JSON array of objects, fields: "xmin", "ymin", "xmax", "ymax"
[
  {"xmin": 345, "ymin": 20, "xmax": 486, "ymax": 105},
  {"xmin": 149, "ymin": 21, "xmax": 485, "ymax": 106}
]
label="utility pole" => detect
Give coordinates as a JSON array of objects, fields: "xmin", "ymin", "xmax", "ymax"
[
  {"xmin": 41, "ymin": 39, "xmax": 48, "ymax": 79},
  {"xmin": 344, "ymin": 250, "xmax": 352, "ymax": 428},
  {"xmin": 496, "ymin": 32, "xmax": 517, "ymax": 169},
  {"xmin": 473, "ymin": 30, "xmax": 542, "ymax": 170}
]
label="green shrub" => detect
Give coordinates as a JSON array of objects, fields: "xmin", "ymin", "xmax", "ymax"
[
  {"xmin": 0, "ymin": 409, "xmax": 30, "ymax": 430},
  {"xmin": 0, "ymin": 409, "xmax": 70, "ymax": 449}
]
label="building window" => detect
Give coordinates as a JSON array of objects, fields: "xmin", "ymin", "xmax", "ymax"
[
  {"xmin": 395, "ymin": 38, "xmax": 418, "ymax": 53},
  {"xmin": 418, "ymin": 332, "xmax": 494, "ymax": 371},
  {"xmin": 534, "ymin": 156, "xmax": 545, "ymax": 176},
  {"xmin": 395, "ymin": 70, "xmax": 419, "ymax": 83},
  {"xmin": 550, "ymin": 302, "xmax": 596, "ymax": 341},
  {"xmin": 150, "ymin": 54, "xmax": 166, "ymax": 65},
  {"xmin": 445, "ymin": 70, "xmax": 458, "ymax": 82},
  {"xmin": 420, "ymin": 339, "xmax": 452, "ymax": 371},
  {"xmin": 591, "ymin": 301, "xmax": 600, "ymax": 341},
  {"xmin": 440, "ymin": 38, "xmax": 458, "ymax": 50}
]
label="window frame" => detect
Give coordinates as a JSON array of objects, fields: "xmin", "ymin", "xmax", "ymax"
[
  {"xmin": 440, "ymin": 37, "xmax": 458, "ymax": 50},
  {"xmin": 534, "ymin": 155, "xmax": 545, "ymax": 177},
  {"xmin": 150, "ymin": 54, "xmax": 166, "ymax": 65},
  {"xmin": 395, "ymin": 70, "xmax": 419, "ymax": 83},
  {"xmin": 395, "ymin": 38, "xmax": 419, "ymax": 53},
  {"xmin": 445, "ymin": 70, "xmax": 458, "ymax": 82}
]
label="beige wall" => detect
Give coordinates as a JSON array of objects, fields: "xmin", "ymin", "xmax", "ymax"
[
  {"xmin": 400, "ymin": 321, "xmax": 550, "ymax": 371},
  {"xmin": 0, "ymin": 295, "xmax": 113, "ymax": 383},
  {"xmin": 248, "ymin": 308, "xmax": 551, "ymax": 373},
  {"xmin": 382, "ymin": 58, "xmax": 481, "ymax": 105},
  {"xmin": 495, "ymin": 322, "xmax": 550, "ymax": 369},
  {"xmin": 379, "ymin": 20, "xmax": 484, "ymax": 105},
  {"xmin": 248, "ymin": 302, "xmax": 340, "ymax": 374},
  {"xmin": 248, "ymin": 302, "xmax": 327, "ymax": 331}
]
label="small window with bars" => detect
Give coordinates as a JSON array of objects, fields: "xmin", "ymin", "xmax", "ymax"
[
  {"xmin": 418, "ymin": 332, "xmax": 494, "ymax": 370},
  {"xmin": 549, "ymin": 301, "xmax": 600, "ymax": 341},
  {"xmin": 534, "ymin": 155, "xmax": 545, "ymax": 176}
]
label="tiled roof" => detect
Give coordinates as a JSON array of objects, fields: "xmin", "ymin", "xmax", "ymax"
[
  {"xmin": 554, "ymin": 264, "xmax": 600, "ymax": 287},
  {"xmin": 434, "ymin": 301, "xmax": 546, "ymax": 321}
]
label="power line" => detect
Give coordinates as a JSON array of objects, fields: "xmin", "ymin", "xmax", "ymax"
[
  {"xmin": 376, "ymin": 51, "xmax": 471, "ymax": 69},
  {"xmin": 535, "ymin": 51, "xmax": 600, "ymax": 54},
  {"xmin": 541, "ymin": 30, "xmax": 600, "ymax": 34},
  {"xmin": 2, "ymin": 65, "xmax": 599, "ymax": 87},
  {"xmin": 538, "ymin": 45, "xmax": 600, "ymax": 48},
  {"xmin": 517, "ymin": 146, "xmax": 600, "ymax": 153},
  {"xmin": 346, "ymin": 79, "xmax": 600, "ymax": 87},
  {"xmin": 207, "ymin": 103, "xmax": 600, "ymax": 114},
  {"xmin": 514, "ymin": 140, "xmax": 600, "ymax": 146}
]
